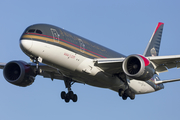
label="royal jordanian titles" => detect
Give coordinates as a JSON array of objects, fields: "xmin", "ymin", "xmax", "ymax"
[{"xmin": 1, "ymin": 22, "xmax": 180, "ymax": 102}]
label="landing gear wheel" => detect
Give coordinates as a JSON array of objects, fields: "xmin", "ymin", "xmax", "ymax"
[
  {"xmin": 129, "ymin": 93, "xmax": 135, "ymax": 100},
  {"xmin": 124, "ymin": 89, "xmax": 131, "ymax": 97},
  {"xmin": 61, "ymin": 77, "xmax": 78, "ymax": 103},
  {"xmin": 72, "ymin": 94, "xmax": 78, "ymax": 102},
  {"xmin": 118, "ymin": 89, "xmax": 124, "ymax": 97},
  {"xmin": 123, "ymin": 89, "xmax": 135, "ymax": 100},
  {"xmin": 61, "ymin": 91, "xmax": 66, "ymax": 99},
  {"xmin": 122, "ymin": 94, "xmax": 127, "ymax": 100},
  {"xmin": 65, "ymin": 96, "xmax": 70, "ymax": 103},
  {"xmin": 60, "ymin": 91, "xmax": 78, "ymax": 102},
  {"xmin": 68, "ymin": 91, "xmax": 74, "ymax": 99}
]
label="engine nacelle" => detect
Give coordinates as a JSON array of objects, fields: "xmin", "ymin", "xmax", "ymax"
[
  {"xmin": 122, "ymin": 54, "xmax": 155, "ymax": 81},
  {"xmin": 3, "ymin": 61, "xmax": 36, "ymax": 87}
]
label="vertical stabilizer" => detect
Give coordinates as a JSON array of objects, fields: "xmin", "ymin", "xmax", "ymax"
[{"xmin": 143, "ymin": 22, "xmax": 164, "ymax": 57}]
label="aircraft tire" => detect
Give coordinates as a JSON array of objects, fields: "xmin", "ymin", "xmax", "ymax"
[
  {"xmin": 68, "ymin": 91, "xmax": 74, "ymax": 99},
  {"xmin": 124, "ymin": 89, "xmax": 135, "ymax": 100},
  {"xmin": 65, "ymin": 93, "xmax": 70, "ymax": 103},
  {"xmin": 72, "ymin": 94, "xmax": 78, "ymax": 102},
  {"xmin": 122, "ymin": 94, "xmax": 127, "ymax": 100},
  {"xmin": 129, "ymin": 93, "xmax": 135, "ymax": 100},
  {"xmin": 118, "ymin": 89, "xmax": 124, "ymax": 97},
  {"xmin": 124, "ymin": 89, "xmax": 131, "ymax": 97},
  {"xmin": 61, "ymin": 91, "xmax": 66, "ymax": 99},
  {"xmin": 65, "ymin": 96, "xmax": 70, "ymax": 103}
]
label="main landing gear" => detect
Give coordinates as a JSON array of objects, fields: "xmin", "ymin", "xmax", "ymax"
[
  {"xmin": 31, "ymin": 57, "xmax": 77, "ymax": 103},
  {"xmin": 118, "ymin": 89, "xmax": 135, "ymax": 100},
  {"xmin": 61, "ymin": 77, "xmax": 78, "ymax": 103},
  {"xmin": 61, "ymin": 91, "xmax": 77, "ymax": 103},
  {"xmin": 116, "ymin": 74, "xmax": 135, "ymax": 100}
]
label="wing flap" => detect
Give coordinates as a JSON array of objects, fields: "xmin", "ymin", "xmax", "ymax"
[{"xmin": 156, "ymin": 65, "xmax": 168, "ymax": 73}]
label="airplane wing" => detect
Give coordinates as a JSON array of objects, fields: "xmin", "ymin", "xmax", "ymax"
[
  {"xmin": 147, "ymin": 55, "xmax": 180, "ymax": 73},
  {"xmin": 94, "ymin": 55, "xmax": 180, "ymax": 84},
  {"xmin": 0, "ymin": 62, "xmax": 64, "ymax": 81},
  {"xmin": 94, "ymin": 55, "xmax": 180, "ymax": 74},
  {"xmin": 39, "ymin": 54, "xmax": 180, "ymax": 83},
  {"xmin": 0, "ymin": 63, "xmax": 6, "ymax": 69}
]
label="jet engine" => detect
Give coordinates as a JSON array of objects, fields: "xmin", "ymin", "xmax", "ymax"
[
  {"xmin": 122, "ymin": 54, "xmax": 155, "ymax": 81},
  {"xmin": 3, "ymin": 61, "xmax": 36, "ymax": 87}
]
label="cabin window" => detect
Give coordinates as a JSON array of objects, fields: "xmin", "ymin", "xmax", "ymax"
[{"xmin": 36, "ymin": 29, "xmax": 42, "ymax": 34}]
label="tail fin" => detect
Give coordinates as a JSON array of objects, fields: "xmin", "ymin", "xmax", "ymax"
[{"xmin": 143, "ymin": 22, "xmax": 164, "ymax": 57}]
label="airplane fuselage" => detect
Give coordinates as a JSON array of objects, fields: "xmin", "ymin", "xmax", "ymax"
[{"xmin": 20, "ymin": 24, "xmax": 164, "ymax": 95}]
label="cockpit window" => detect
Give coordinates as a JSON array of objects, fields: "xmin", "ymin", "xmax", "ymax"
[
  {"xmin": 36, "ymin": 29, "xmax": 42, "ymax": 34},
  {"xmin": 27, "ymin": 29, "xmax": 43, "ymax": 34},
  {"xmin": 28, "ymin": 29, "xmax": 35, "ymax": 33}
]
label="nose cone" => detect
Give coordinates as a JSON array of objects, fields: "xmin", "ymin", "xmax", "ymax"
[{"xmin": 20, "ymin": 39, "xmax": 33, "ymax": 52}]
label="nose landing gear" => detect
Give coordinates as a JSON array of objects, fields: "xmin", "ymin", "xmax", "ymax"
[{"xmin": 30, "ymin": 57, "xmax": 43, "ymax": 75}]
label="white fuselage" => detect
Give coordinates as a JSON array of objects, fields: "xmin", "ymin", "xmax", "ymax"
[{"xmin": 20, "ymin": 39, "xmax": 157, "ymax": 94}]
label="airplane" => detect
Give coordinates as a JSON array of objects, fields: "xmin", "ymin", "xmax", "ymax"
[{"xmin": 1, "ymin": 22, "xmax": 180, "ymax": 103}]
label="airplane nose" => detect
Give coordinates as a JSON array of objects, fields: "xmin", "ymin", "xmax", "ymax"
[{"xmin": 20, "ymin": 39, "xmax": 33, "ymax": 51}]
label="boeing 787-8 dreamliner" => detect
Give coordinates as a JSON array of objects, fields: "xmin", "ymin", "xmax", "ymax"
[{"xmin": 1, "ymin": 22, "xmax": 180, "ymax": 102}]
